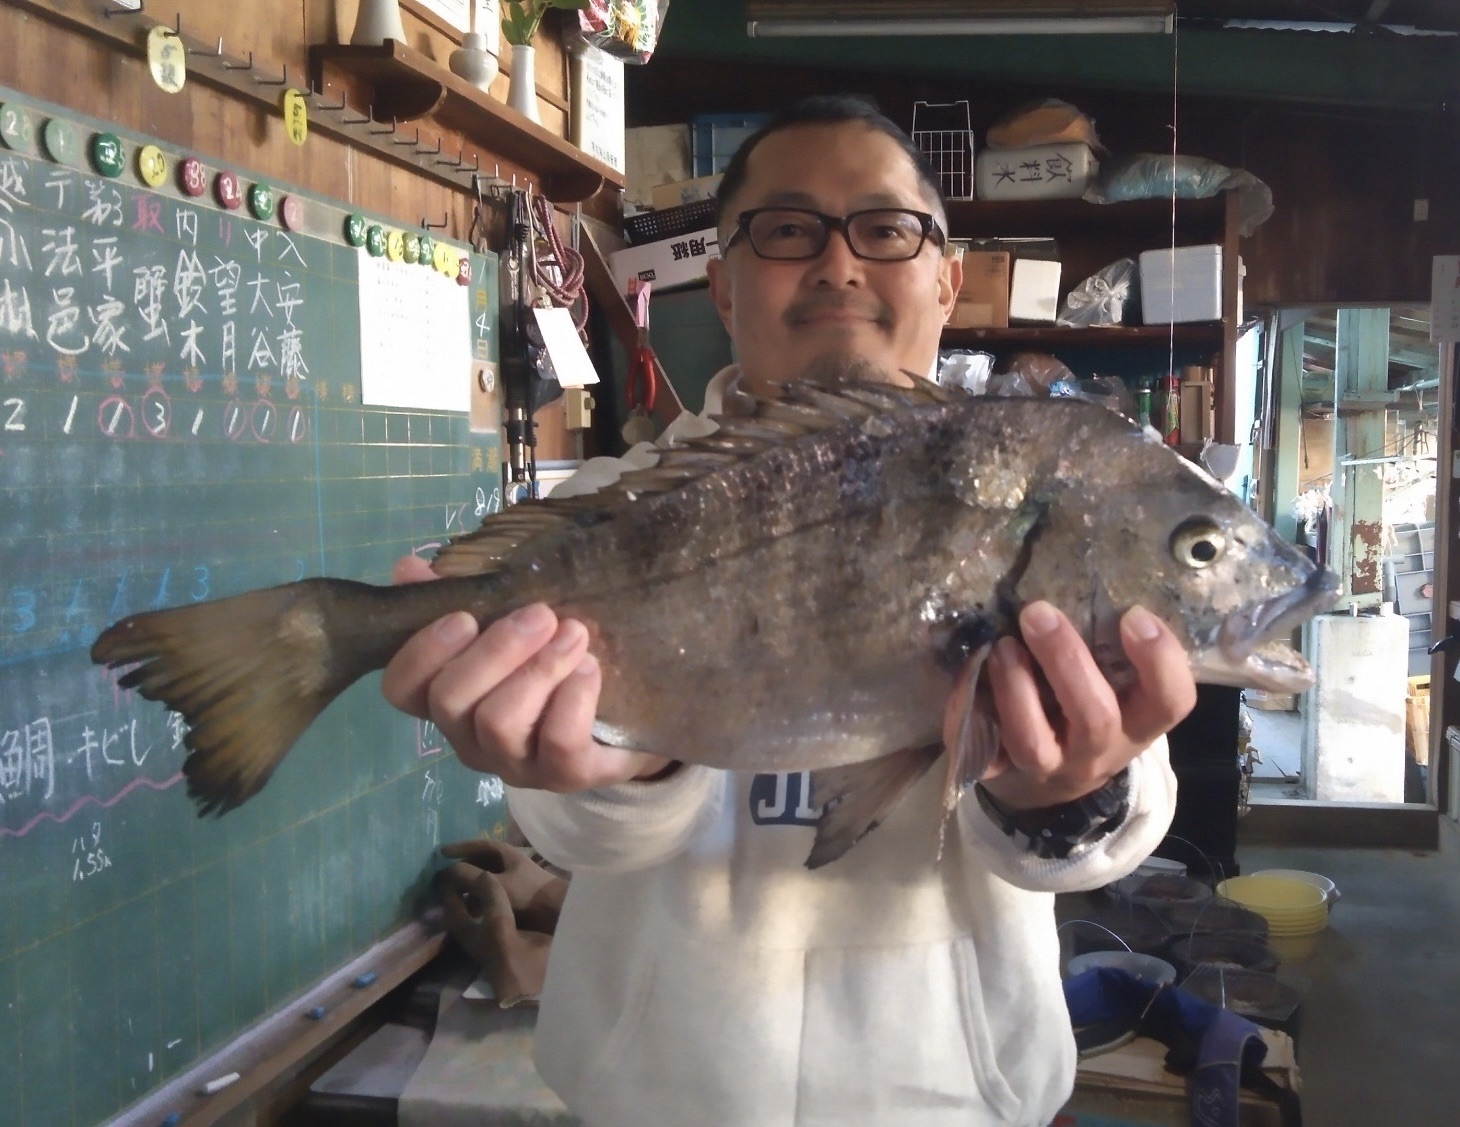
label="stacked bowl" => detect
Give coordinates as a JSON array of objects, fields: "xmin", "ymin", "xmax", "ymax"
[{"xmin": 1216, "ymin": 875, "xmax": 1328, "ymax": 960}]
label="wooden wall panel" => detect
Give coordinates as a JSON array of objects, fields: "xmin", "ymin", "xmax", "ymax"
[{"xmin": 626, "ymin": 57, "xmax": 1460, "ymax": 307}]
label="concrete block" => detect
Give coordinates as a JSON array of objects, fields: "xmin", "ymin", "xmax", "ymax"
[{"xmin": 1301, "ymin": 611, "xmax": 1409, "ymax": 802}]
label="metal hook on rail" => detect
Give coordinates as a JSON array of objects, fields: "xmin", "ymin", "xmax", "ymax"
[
  {"xmin": 189, "ymin": 36, "xmax": 223, "ymax": 58},
  {"xmin": 341, "ymin": 102, "xmax": 372, "ymax": 126},
  {"xmin": 370, "ymin": 117, "xmax": 397, "ymax": 136},
  {"xmin": 417, "ymin": 136, "xmax": 442, "ymax": 157},
  {"xmin": 221, "ymin": 49, "xmax": 253, "ymax": 71},
  {"xmin": 422, "ymin": 214, "xmax": 448, "ymax": 230},
  {"xmin": 314, "ymin": 88, "xmax": 346, "ymax": 111},
  {"xmin": 393, "ymin": 127, "xmax": 420, "ymax": 148},
  {"xmin": 253, "ymin": 62, "xmax": 288, "ymax": 86}
]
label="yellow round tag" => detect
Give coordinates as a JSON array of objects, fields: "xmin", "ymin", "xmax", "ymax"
[
  {"xmin": 147, "ymin": 26, "xmax": 187, "ymax": 94},
  {"xmin": 136, "ymin": 144, "xmax": 168, "ymax": 187},
  {"xmin": 386, "ymin": 230, "xmax": 405, "ymax": 262},
  {"xmin": 281, "ymin": 89, "xmax": 308, "ymax": 147},
  {"xmin": 433, "ymin": 241, "xmax": 454, "ymax": 275}
]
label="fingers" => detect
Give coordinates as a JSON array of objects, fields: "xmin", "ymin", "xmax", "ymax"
[
  {"xmin": 392, "ymin": 553, "xmax": 438, "ymax": 585},
  {"xmin": 380, "ymin": 610, "xmax": 485, "ymax": 719},
  {"xmin": 440, "ymin": 836, "xmax": 508, "ymax": 871},
  {"xmin": 1117, "ymin": 605, "xmax": 1198, "ymax": 745}
]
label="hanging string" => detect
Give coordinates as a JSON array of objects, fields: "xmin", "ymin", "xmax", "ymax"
[
  {"xmin": 529, "ymin": 193, "xmax": 589, "ymax": 343},
  {"xmin": 1166, "ymin": 3, "xmax": 1181, "ymax": 382}
]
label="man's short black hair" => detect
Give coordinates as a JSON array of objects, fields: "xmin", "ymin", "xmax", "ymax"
[{"xmin": 714, "ymin": 95, "xmax": 947, "ymax": 231}]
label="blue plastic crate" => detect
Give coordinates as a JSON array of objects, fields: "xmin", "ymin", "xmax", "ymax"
[{"xmin": 691, "ymin": 112, "xmax": 773, "ymax": 177}]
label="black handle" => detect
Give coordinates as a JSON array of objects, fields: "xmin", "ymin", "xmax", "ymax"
[{"xmin": 1428, "ymin": 634, "xmax": 1460, "ymax": 655}]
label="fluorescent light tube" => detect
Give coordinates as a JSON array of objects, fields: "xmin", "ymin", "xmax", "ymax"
[{"xmin": 748, "ymin": 15, "xmax": 1174, "ymax": 36}]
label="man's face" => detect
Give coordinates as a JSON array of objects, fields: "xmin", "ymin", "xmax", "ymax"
[{"xmin": 706, "ymin": 122, "xmax": 962, "ymax": 395}]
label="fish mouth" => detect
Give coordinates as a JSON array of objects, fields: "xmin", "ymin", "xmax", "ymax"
[{"xmin": 1192, "ymin": 565, "xmax": 1341, "ymax": 692}]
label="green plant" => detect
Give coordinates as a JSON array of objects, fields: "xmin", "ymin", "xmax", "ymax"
[{"xmin": 502, "ymin": 0, "xmax": 591, "ymax": 47}]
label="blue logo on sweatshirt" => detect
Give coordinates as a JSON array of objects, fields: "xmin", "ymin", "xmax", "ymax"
[{"xmin": 748, "ymin": 771, "xmax": 821, "ymax": 826}]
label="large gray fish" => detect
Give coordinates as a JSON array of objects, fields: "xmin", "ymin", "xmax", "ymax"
[{"xmin": 92, "ymin": 372, "xmax": 1337, "ymax": 867}]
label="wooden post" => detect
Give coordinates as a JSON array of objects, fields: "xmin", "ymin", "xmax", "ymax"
[
  {"xmin": 1272, "ymin": 318, "xmax": 1306, "ymax": 543},
  {"xmin": 1333, "ymin": 307, "xmax": 1391, "ymax": 607}
]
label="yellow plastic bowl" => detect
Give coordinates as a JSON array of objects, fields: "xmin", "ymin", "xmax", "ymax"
[{"xmin": 1217, "ymin": 876, "xmax": 1329, "ymax": 936}]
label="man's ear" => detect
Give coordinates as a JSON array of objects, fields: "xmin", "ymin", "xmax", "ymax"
[
  {"xmin": 706, "ymin": 256, "xmax": 734, "ymax": 334},
  {"xmin": 937, "ymin": 250, "xmax": 963, "ymax": 324}
]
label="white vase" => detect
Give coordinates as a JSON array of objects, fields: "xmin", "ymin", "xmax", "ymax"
[
  {"xmin": 449, "ymin": 32, "xmax": 499, "ymax": 91},
  {"xmin": 507, "ymin": 43, "xmax": 540, "ymax": 124},
  {"xmin": 351, "ymin": 0, "xmax": 407, "ymax": 45}
]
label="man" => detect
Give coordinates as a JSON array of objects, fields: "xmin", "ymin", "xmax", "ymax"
[{"xmin": 385, "ymin": 96, "xmax": 1193, "ymax": 1126}]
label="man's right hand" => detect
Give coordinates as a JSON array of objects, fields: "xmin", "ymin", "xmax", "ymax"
[{"xmin": 380, "ymin": 554, "xmax": 672, "ymax": 792}]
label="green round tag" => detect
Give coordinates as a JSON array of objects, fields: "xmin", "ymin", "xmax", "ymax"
[
  {"xmin": 417, "ymin": 235, "xmax": 435, "ymax": 267},
  {"xmin": 366, "ymin": 225, "xmax": 387, "ymax": 257},
  {"xmin": 344, "ymin": 214, "xmax": 367, "ymax": 247},
  {"xmin": 42, "ymin": 118, "xmax": 79, "ymax": 166},
  {"xmin": 248, "ymin": 182, "xmax": 275, "ymax": 221},
  {"xmin": 402, "ymin": 233, "xmax": 421, "ymax": 265},
  {"xmin": 0, "ymin": 103, "xmax": 37, "ymax": 152},
  {"xmin": 90, "ymin": 132, "xmax": 125, "ymax": 178}
]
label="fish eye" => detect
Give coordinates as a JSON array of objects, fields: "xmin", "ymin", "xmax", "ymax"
[{"xmin": 1170, "ymin": 518, "xmax": 1226, "ymax": 569}]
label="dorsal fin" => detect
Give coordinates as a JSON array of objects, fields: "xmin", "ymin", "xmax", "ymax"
[{"xmin": 431, "ymin": 373, "xmax": 962, "ymax": 577}]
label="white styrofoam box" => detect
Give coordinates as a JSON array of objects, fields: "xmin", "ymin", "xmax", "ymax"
[
  {"xmin": 1009, "ymin": 258, "xmax": 1062, "ymax": 323},
  {"xmin": 975, "ymin": 142, "xmax": 1097, "ymax": 201},
  {"xmin": 609, "ymin": 227, "xmax": 721, "ymax": 292},
  {"xmin": 1139, "ymin": 244, "xmax": 1223, "ymax": 324}
]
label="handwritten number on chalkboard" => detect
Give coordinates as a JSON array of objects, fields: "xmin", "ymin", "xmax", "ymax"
[
  {"xmin": 64, "ymin": 580, "xmax": 87, "ymax": 630},
  {"xmin": 190, "ymin": 566, "xmax": 210, "ymax": 602},
  {"xmin": 293, "ymin": 558, "xmax": 306, "ymax": 582},
  {"xmin": 110, "ymin": 571, "xmax": 129, "ymax": 617},
  {"xmin": 3, "ymin": 397, "xmax": 23, "ymax": 431},
  {"xmin": 153, "ymin": 568, "xmax": 171, "ymax": 610},
  {"xmin": 7, "ymin": 589, "xmax": 37, "ymax": 633}
]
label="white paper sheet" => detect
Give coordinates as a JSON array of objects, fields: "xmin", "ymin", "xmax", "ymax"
[
  {"xmin": 358, "ymin": 250, "xmax": 472, "ymax": 412},
  {"xmin": 531, "ymin": 307, "xmax": 600, "ymax": 389}
]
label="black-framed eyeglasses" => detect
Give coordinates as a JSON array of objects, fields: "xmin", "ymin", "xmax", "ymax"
[{"xmin": 725, "ymin": 207, "xmax": 947, "ymax": 262}]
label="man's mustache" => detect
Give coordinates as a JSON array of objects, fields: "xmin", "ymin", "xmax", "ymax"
[{"xmin": 784, "ymin": 294, "xmax": 893, "ymax": 327}]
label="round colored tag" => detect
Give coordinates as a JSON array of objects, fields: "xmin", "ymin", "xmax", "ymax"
[
  {"xmin": 248, "ymin": 182, "xmax": 275, "ymax": 221},
  {"xmin": 385, "ymin": 230, "xmax": 405, "ymax": 262},
  {"xmin": 42, "ymin": 118, "xmax": 78, "ymax": 166},
  {"xmin": 279, "ymin": 195, "xmax": 303, "ymax": 231},
  {"xmin": 136, "ymin": 144, "xmax": 168, "ymax": 187},
  {"xmin": 456, "ymin": 256, "xmax": 473, "ymax": 286},
  {"xmin": 0, "ymin": 103, "xmax": 37, "ymax": 152},
  {"xmin": 366, "ymin": 225, "xmax": 387, "ymax": 257},
  {"xmin": 90, "ymin": 132, "xmax": 125, "ymax": 178},
  {"xmin": 432, "ymin": 241, "xmax": 454, "ymax": 275},
  {"xmin": 147, "ymin": 26, "xmax": 187, "ymax": 93},
  {"xmin": 179, "ymin": 156, "xmax": 207, "ymax": 197},
  {"xmin": 417, "ymin": 235, "xmax": 434, "ymax": 267},
  {"xmin": 344, "ymin": 214, "xmax": 367, "ymax": 247},
  {"xmin": 402, "ymin": 233, "xmax": 421, "ymax": 265},
  {"xmin": 281, "ymin": 88, "xmax": 308, "ymax": 147},
  {"xmin": 214, "ymin": 170, "xmax": 242, "ymax": 210}
]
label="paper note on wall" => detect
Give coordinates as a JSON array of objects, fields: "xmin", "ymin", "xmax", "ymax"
[
  {"xmin": 1431, "ymin": 255, "xmax": 1460, "ymax": 342},
  {"xmin": 358, "ymin": 251, "xmax": 472, "ymax": 412}
]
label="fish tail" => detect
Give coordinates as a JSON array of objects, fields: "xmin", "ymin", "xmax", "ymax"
[{"xmin": 91, "ymin": 578, "xmax": 448, "ymax": 816}]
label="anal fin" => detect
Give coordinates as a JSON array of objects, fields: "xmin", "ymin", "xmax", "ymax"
[
  {"xmin": 805, "ymin": 744, "xmax": 943, "ymax": 870},
  {"xmin": 938, "ymin": 643, "xmax": 1002, "ymax": 859}
]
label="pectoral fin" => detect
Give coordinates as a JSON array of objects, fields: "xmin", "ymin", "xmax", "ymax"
[
  {"xmin": 937, "ymin": 644, "xmax": 1002, "ymax": 860},
  {"xmin": 805, "ymin": 745, "xmax": 943, "ymax": 870}
]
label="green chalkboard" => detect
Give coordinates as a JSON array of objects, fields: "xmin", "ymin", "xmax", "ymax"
[{"xmin": 0, "ymin": 89, "xmax": 505, "ymax": 1126}]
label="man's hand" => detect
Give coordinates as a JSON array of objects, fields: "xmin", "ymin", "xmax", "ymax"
[
  {"xmin": 951, "ymin": 601, "xmax": 1196, "ymax": 813},
  {"xmin": 438, "ymin": 861, "xmax": 552, "ymax": 1007},
  {"xmin": 440, "ymin": 836, "xmax": 567, "ymax": 935},
  {"xmin": 380, "ymin": 554, "xmax": 672, "ymax": 791}
]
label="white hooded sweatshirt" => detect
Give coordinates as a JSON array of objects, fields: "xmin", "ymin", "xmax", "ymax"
[{"xmin": 508, "ymin": 368, "xmax": 1179, "ymax": 1127}]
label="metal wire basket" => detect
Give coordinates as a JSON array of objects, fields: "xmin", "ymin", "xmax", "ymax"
[
  {"xmin": 624, "ymin": 197, "xmax": 719, "ymax": 245},
  {"xmin": 912, "ymin": 100, "xmax": 976, "ymax": 202}
]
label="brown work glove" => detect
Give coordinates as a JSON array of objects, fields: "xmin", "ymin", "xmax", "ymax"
[
  {"xmin": 438, "ymin": 861, "xmax": 553, "ymax": 1008},
  {"xmin": 440, "ymin": 837, "xmax": 567, "ymax": 936}
]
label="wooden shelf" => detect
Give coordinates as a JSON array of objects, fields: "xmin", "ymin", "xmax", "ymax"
[
  {"xmin": 308, "ymin": 41, "xmax": 625, "ymax": 203},
  {"xmin": 941, "ymin": 323, "xmax": 1225, "ymax": 350}
]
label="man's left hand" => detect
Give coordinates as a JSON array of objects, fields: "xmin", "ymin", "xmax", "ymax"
[{"xmin": 951, "ymin": 601, "xmax": 1196, "ymax": 813}]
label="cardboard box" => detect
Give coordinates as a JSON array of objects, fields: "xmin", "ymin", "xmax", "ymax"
[
  {"xmin": 1139, "ymin": 244, "xmax": 1223, "ymax": 324},
  {"xmin": 948, "ymin": 246, "xmax": 1011, "ymax": 328},
  {"xmin": 1057, "ymin": 1030, "xmax": 1300, "ymax": 1127},
  {"xmin": 975, "ymin": 142, "xmax": 1097, "ymax": 201},
  {"xmin": 1010, "ymin": 257, "xmax": 1062, "ymax": 323},
  {"xmin": 1179, "ymin": 380, "xmax": 1213, "ymax": 444},
  {"xmin": 608, "ymin": 227, "xmax": 721, "ymax": 292},
  {"xmin": 650, "ymin": 174, "xmax": 723, "ymax": 212}
]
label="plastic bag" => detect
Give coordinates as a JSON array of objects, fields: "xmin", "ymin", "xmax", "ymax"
[
  {"xmin": 578, "ymin": 0, "xmax": 669, "ymax": 63},
  {"xmin": 1049, "ymin": 375, "xmax": 1136, "ymax": 420},
  {"xmin": 1058, "ymin": 258, "xmax": 1135, "ymax": 327},
  {"xmin": 937, "ymin": 349, "xmax": 994, "ymax": 395},
  {"xmin": 985, "ymin": 352, "xmax": 1073, "ymax": 398},
  {"xmin": 985, "ymin": 98, "xmax": 1102, "ymax": 152},
  {"xmin": 1083, "ymin": 153, "xmax": 1275, "ymax": 236}
]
